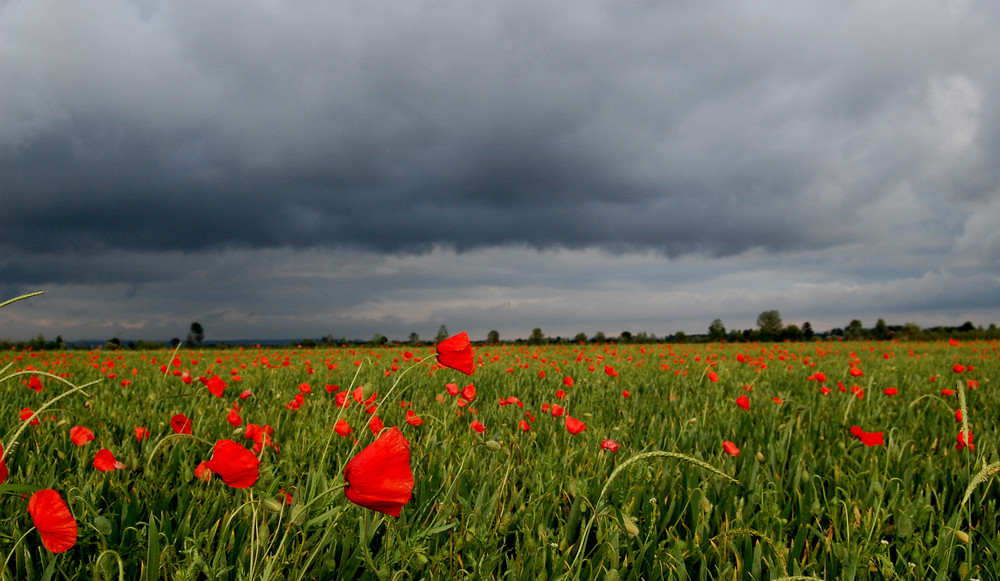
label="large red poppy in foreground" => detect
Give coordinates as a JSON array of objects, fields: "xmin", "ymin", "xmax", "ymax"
[
  {"xmin": 27, "ymin": 489, "xmax": 77, "ymax": 553},
  {"xmin": 343, "ymin": 427, "xmax": 414, "ymax": 517},
  {"xmin": 204, "ymin": 440, "xmax": 260, "ymax": 488},
  {"xmin": 436, "ymin": 332, "xmax": 475, "ymax": 375}
]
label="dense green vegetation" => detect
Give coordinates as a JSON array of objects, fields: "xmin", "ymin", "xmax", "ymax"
[{"xmin": 1, "ymin": 338, "xmax": 998, "ymax": 579}]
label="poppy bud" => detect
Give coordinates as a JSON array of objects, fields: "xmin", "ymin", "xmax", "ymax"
[{"xmin": 484, "ymin": 440, "xmax": 502, "ymax": 452}]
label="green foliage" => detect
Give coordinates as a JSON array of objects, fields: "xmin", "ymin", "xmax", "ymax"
[{"xmin": 1, "ymin": 330, "xmax": 998, "ymax": 579}]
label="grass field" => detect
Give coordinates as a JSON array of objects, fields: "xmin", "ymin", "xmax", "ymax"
[{"xmin": 1, "ymin": 336, "xmax": 998, "ymax": 580}]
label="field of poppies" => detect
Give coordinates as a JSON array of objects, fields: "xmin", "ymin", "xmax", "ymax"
[{"xmin": 2, "ymin": 326, "xmax": 999, "ymax": 579}]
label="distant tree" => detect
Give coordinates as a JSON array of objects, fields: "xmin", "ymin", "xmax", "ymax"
[
  {"xmin": 959, "ymin": 321, "xmax": 976, "ymax": 332},
  {"xmin": 408, "ymin": 332, "xmax": 421, "ymax": 345},
  {"xmin": 802, "ymin": 322, "xmax": 814, "ymax": 340},
  {"xmin": 528, "ymin": 328, "xmax": 546, "ymax": 345},
  {"xmin": 756, "ymin": 310, "xmax": 783, "ymax": 340},
  {"xmin": 782, "ymin": 324, "xmax": 803, "ymax": 341},
  {"xmin": 187, "ymin": 322, "xmax": 205, "ymax": 347},
  {"xmin": 674, "ymin": 331, "xmax": 688, "ymax": 343},
  {"xmin": 572, "ymin": 332, "xmax": 588, "ymax": 343},
  {"xmin": 487, "ymin": 330, "xmax": 500, "ymax": 344},
  {"xmin": 872, "ymin": 318, "xmax": 890, "ymax": 340},
  {"xmin": 170, "ymin": 337, "xmax": 182, "ymax": 348},
  {"xmin": 369, "ymin": 333, "xmax": 388, "ymax": 346},
  {"xmin": 105, "ymin": 337, "xmax": 122, "ymax": 350},
  {"xmin": 435, "ymin": 325, "xmax": 449, "ymax": 343},
  {"xmin": 593, "ymin": 331, "xmax": 607, "ymax": 343},
  {"xmin": 708, "ymin": 319, "xmax": 726, "ymax": 341},
  {"xmin": 844, "ymin": 319, "xmax": 864, "ymax": 340},
  {"xmin": 634, "ymin": 331, "xmax": 650, "ymax": 343},
  {"xmin": 619, "ymin": 331, "xmax": 633, "ymax": 343}
]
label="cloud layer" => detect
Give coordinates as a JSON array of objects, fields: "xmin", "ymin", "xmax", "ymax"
[{"xmin": 2, "ymin": 1, "xmax": 999, "ymax": 340}]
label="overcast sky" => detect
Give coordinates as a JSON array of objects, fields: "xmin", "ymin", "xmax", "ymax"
[{"xmin": 3, "ymin": 0, "xmax": 1000, "ymax": 343}]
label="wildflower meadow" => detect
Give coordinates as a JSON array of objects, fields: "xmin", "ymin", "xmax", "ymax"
[{"xmin": 2, "ymin": 293, "xmax": 1000, "ymax": 579}]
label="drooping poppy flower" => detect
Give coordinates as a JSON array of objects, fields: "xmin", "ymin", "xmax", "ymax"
[
  {"xmin": 27, "ymin": 489, "xmax": 77, "ymax": 553},
  {"xmin": 93, "ymin": 449, "xmax": 126, "ymax": 472},
  {"xmin": 343, "ymin": 426, "xmax": 414, "ymax": 517},
  {"xmin": 470, "ymin": 420, "xmax": 486, "ymax": 434},
  {"xmin": 735, "ymin": 395, "xmax": 750, "ymax": 411},
  {"xmin": 240, "ymin": 389, "xmax": 254, "ymax": 399},
  {"xmin": 334, "ymin": 418, "xmax": 353, "ymax": 437},
  {"xmin": 850, "ymin": 426, "xmax": 884, "ymax": 447},
  {"xmin": 69, "ymin": 426, "xmax": 95, "ymax": 446},
  {"xmin": 600, "ymin": 439, "xmax": 620, "ymax": 452},
  {"xmin": 722, "ymin": 441, "xmax": 740, "ymax": 456},
  {"xmin": 204, "ymin": 440, "xmax": 260, "ymax": 488},
  {"xmin": 436, "ymin": 332, "xmax": 475, "ymax": 375},
  {"xmin": 171, "ymin": 414, "xmax": 192, "ymax": 434},
  {"xmin": 135, "ymin": 426, "xmax": 150, "ymax": 441},
  {"xmin": 565, "ymin": 416, "xmax": 587, "ymax": 435}
]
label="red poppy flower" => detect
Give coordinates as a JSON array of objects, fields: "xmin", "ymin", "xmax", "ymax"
[
  {"xmin": 27, "ymin": 376, "xmax": 43, "ymax": 392},
  {"xmin": 20, "ymin": 407, "xmax": 40, "ymax": 425},
  {"xmin": 93, "ymin": 449, "xmax": 126, "ymax": 472},
  {"xmin": 461, "ymin": 384, "xmax": 476, "ymax": 401},
  {"xmin": 953, "ymin": 364, "xmax": 966, "ymax": 374},
  {"xmin": 518, "ymin": 420, "xmax": 530, "ymax": 432},
  {"xmin": 0, "ymin": 444, "xmax": 7, "ymax": 485},
  {"xmin": 195, "ymin": 461, "xmax": 212, "ymax": 482},
  {"xmin": 722, "ymin": 441, "xmax": 740, "ymax": 456},
  {"xmin": 550, "ymin": 404, "xmax": 565, "ymax": 417},
  {"xmin": 565, "ymin": 416, "xmax": 587, "ymax": 435},
  {"xmin": 622, "ymin": 390, "xmax": 631, "ymax": 398},
  {"xmin": 204, "ymin": 440, "xmax": 260, "ymax": 488},
  {"xmin": 368, "ymin": 415, "xmax": 385, "ymax": 436},
  {"xmin": 227, "ymin": 409, "xmax": 243, "ymax": 428},
  {"xmin": 27, "ymin": 489, "xmax": 77, "ymax": 553},
  {"xmin": 334, "ymin": 418, "xmax": 353, "ymax": 437},
  {"xmin": 201, "ymin": 374, "xmax": 227, "ymax": 398},
  {"xmin": 436, "ymin": 332, "xmax": 475, "ymax": 375},
  {"xmin": 470, "ymin": 420, "xmax": 486, "ymax": 434},
  {"xmin": 555, "ymin": 389, "xmax": 567, "ymax": 400},
  {"xmin": 69, "ymin": 426, "xmax": 95, "ymax": 446},
  {"xmin": 707, "ymin": 371, "xmax": 719, "ymax": 383},
  {"xmin": 955, "ymin": 409, "xmax": 963, "ymax": 422},
  {"xmin": 600, "ymin": 439, "xmax": 619, "ymax": 452},
  {"xmin": 883, "ymin": 387, "xmax": 898, "ymax": 396},
  {"xmin": 405, "ymin": 409, "xmax": 422, "ymax": 426},
  {"xmin": 956, "ymin": 429, "xmax": 975, "ymax": 451},
  {"xmin": 343, "ymin": 426, "xmax": 414, "ymax": 517},
  {"xmin": 134, "ymin": 426, "xmax": 150, "ymax": 441},
  {"xmin": 604, "ymin": 365, "xmax": 618, "ymax": 377},
  {"xmin": 563, "ymin": 376, "xmax": 574, "ymax": 388},
  {"xmin": 849, "ymin": 366, "xmax": 863, "ymax": 378},
  {"xmin": 850, "ymin": 426, "xmax": 885, "ymax": 447},
  {"xmin": 171, "ymin": 414, "xmax": 192, "ymax": 434},
  {"xmin": 735, "ymin": 395, "xmax": 750, "ymax": 411},
  {"xmin": 820, "ymin": 386, "xmax": 832, "ymax": 395},
  {"xmin": 445, "ymin": 383, "xmax": 460, "ymax": 396},
  {"xmin": 240, "ymin": 389, "xmax": 253, "ymax": 399}
]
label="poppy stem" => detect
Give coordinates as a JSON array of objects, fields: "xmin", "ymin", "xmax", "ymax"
[
  {"xmin": 144, "ymin": 433, "xmax": 214, "ymax": 470},
  {"xmin": 1, "ymin": 527, "xmax": 36, "ymax": 574},
  {"xmin": 0, "ymin": 290, "xmax": 44, "ymax": 311},
  {"xmin": 1, "ymin": 373, "xmax": 99, "ymax": 464}
]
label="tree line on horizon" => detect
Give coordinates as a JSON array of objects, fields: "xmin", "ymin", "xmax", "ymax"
[{"xmin": 3, "ymin": 311, "xmax": 1000, "ymax": 352}]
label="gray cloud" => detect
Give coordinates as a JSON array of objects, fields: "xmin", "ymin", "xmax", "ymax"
[{"xmin": 2, "ymin": 1, "xmax": 1000, "ymax": 339}]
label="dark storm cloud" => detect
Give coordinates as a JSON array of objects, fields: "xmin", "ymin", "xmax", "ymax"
[{"xmin": 5, "ymin": 0, "xmax": 999, "ymax": 277}]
